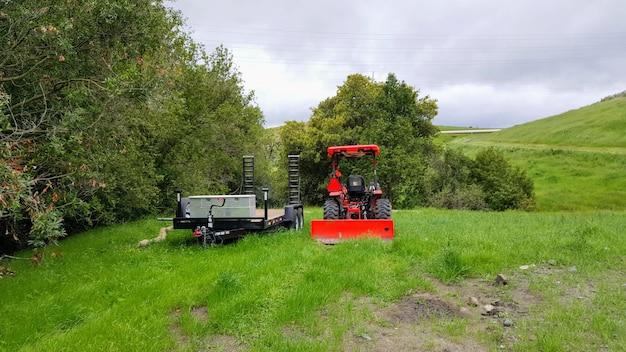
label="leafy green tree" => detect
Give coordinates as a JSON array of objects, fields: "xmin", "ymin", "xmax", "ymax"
[
  {"xmin": 424, "ymin": 149, "xmax": 487, "ymax": 210},
  {"xmin": 470, "ymin": 148, "xmax": 536, "ymax": 211},
  {"xmin": 282, "ymin": 73, "xmax": 439, "ymax": 207},
  {"xmin": 1, "ymin": 1, "xmax": 265, "ymax": 251},
  {"xmin": 158, "ymin": 45, "xmax": 265, "ymax": 200},
  {"xmin": 281, "ymin": 72, "xmax": 534, "ymax": 212}
]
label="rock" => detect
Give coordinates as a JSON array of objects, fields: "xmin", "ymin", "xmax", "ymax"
[
  {"xmin": 503, "ymin": 319, "xmax": 513, "ymax": 327},
  {"xmin": 467, "ymin": 296, "xmax": 480, "ymax": 307},
  {"xmin": 482, "ymin": 304, "xmax": 498, "ymax": 316},
  {"xmin": 358, "ymin": 333, "xmax": 372, "ymax": 341},
  {"xmin": 495, "ymin": 274, "xmax": 508, "ymax": 285},
  {"xmin": 138, "ymin": 239, "xmax": 151, "ymax": 248},
  {"xmin": 155, "ymin": 225, "xmax": 173, "ymax": 242},
  {"xmin": 519, "ymin": 265, "xmax": 530, "ymax": 270},
  {"xmin": 138, "ymin": 226, "xmax": 173, "ymax": 248}
]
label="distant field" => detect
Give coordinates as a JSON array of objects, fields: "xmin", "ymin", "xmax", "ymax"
[
  {"xmin": 439, "ymin": 129, "xmax": 501, "ymax": 134},
  {"xmin": 467, "ymin": 96, "xmax": 626, "ymax": 148},
  {"xmin": 446, "ymin": 96, "xmax": 626, "ymax": 211},
  {"xmin": 449, "ymin": 141, "xmax": 626, "ymax": 211}
]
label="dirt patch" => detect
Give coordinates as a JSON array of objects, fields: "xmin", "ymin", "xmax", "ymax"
[
  {"xmin": 338, "ymin": 271, "xmax": 547, "ymax": 352},
  {"xmin": 196, "ymin": 334, "xmax": 248, "ymax": 352},
  {"xmin": 168, "ymin": 309, "xmax": 189, "ymax": 346},
  {"xmin": 385, "ymin": 293, "xmax": 463, "ymax": 324},
  {"xmin": 191, "ymin": 305, "xmax": 209, "ymax": 323},
  {"xmin": 344, "ymin": 324, "xmax": 488, "ymax": 352},
  {"xmin": 168, "ymin": 306, "xmax": 248, "ymax": 351},
  {"xmin": 340, "ymin": 292, "xmax": 486, "ymax": 352}
]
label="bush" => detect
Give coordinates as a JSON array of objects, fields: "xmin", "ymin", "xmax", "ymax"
[
  {"xmin": 471, "ymin": 148, "xmax": 536, "ymax": 211},
  {"xmin": 429, "ymin": 184, "xmax": 487, "ymax": 210}
]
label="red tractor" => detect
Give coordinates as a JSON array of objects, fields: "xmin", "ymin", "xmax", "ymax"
[{"xmin": 311, "ymin": 144, "xmax": 394, "ymax": 243}]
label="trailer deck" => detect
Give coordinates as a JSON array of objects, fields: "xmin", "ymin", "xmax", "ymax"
[{"xmin": 169, "ymin": 155, "xmax": 303, "ymax": 245}]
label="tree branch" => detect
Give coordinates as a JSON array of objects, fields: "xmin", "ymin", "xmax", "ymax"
[{"xmin": 0, "ymin": 56, "xmax": 53, "ymax": 83}]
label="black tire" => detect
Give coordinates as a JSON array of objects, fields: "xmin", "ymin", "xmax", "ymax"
[
  {"xmin": 323, "ymin": 200, "xmax": 340, "ymax": 220},
  {"xmin": 296, "ymin": 207, "xmax": 304, "ymax": 230},
  {"xmin": 286, "ymin": 206, "xmax": 301, "ymax": 230},
  {"xmin": 375, "ymin": 199, "xmax": 392, "ymax": 219},
  {"xmin": 292, "ymin": 207, "xmax": 302, "ymax": 231},
  {"xmin": 179, "ymin": 198, "xmax": 191, "ymax": 218}
]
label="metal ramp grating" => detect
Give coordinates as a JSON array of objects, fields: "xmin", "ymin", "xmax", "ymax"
[
  {"xmin": 287, "ymin": 155, "xmax": 300, "ymax": 204},
  {"xmin": 242, "ymin": 156, "xmax": 255, "ymax": 195}
]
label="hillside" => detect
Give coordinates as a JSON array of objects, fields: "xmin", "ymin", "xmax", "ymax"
[
  {"xmin": 448, "ymin": 96, "xmax": 626, "ymax": 211},
  {"xmin": 463, "ymin": 96, "xmax": 626, "ymax": 148}
]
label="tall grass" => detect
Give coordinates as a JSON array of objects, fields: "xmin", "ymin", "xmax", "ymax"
[
  {"xmin": 448, "ymin": 142, "xmax": 626, "ymax": 211},
  {"xmin": 1, "ymin": 208, "xmax": 624, "ymax": 351}
]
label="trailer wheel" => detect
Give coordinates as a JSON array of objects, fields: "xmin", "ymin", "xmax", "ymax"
[
  {"xmin": 375, "ymin": 199, "xmax": 392, "ymax": 219},
  {"xmin": 179, "ymin": 198, "xmax": 191, "ymax": 218},
  {"xmin": 296, "ymin": 207, "xmax": 304, "ymax": 230},
  {"xmin": 323, "ymin": 200, "xmax": 340, "ymax": 219}
]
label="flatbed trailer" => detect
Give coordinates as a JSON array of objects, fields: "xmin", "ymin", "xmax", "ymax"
[{"xmin": 169, "ymin": 155, "xmax": 303, "ymax": 245}]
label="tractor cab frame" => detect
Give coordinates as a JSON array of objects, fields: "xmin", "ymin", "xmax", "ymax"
[{"xmin": 311, "ymin": 144, "xmax": 394, "ymax": 244}]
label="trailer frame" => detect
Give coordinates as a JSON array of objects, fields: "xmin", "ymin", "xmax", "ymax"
[{"xmin": 169, "ymin": 155, "xmax": 303, "ymax": 245}]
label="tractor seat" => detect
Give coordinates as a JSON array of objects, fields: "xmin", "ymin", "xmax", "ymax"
[{"xmin": 346, "ymin": 175, "xmax": 366, "ymax": 198}]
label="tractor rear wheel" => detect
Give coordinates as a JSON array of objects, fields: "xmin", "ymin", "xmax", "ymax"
[
  {"xmin": 375, "ymin": 199, "xmax": 392, "ymax": 219},
  {"xmin": 323, "ymin": 200, "xmax": 340, "ymax": 219}
]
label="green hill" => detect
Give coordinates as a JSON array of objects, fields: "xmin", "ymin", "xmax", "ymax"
[
  {"xmin": 449, "ymin": 96, "xmax": 626, "ymax": 211},
  {"xmin": 467, "ymin": 96, "xmax": 626, "ymax": 148}
]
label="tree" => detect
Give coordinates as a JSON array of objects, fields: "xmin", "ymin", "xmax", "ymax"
[
  {"xmin": 281, "ymin": 72, "xmax": 535, "ymax": 211},
  {"xmin": 470, "ymin": 148, "xmax": 536, "ymax": 211},
  {"xmin": 282, "ymin": 73, "xmax": 439, "ymax": 207},
  {"xmin": 1, "ymin": 1, "xmax": 266, "ymax": 251}
]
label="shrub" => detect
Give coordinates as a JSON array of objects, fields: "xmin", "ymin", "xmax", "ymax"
[
  {"xmin": 429, "ymin": 184, "xmax": 487, "ymax": 210},
  {"xmin": 471, "ymin": 148, "xmax": 536, "ymax": 211}
]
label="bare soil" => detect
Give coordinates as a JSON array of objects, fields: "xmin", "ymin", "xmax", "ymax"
[
  {"xmin": 168, "ymin": 266, "xmax": 603, "ymax": 351},
  {"xmin": 341, "ymin": 275, "xmax": 540, "ymax": 352}
]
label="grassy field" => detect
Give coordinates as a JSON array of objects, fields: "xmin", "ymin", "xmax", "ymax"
[
  {"xmin": 445, "ymin": 96, "xmax": 626, "ymax": 212},
  {"xmin": 469, "ymin": 96, "xmax": 626, "ymax": 148},
  {"xmin": 2, "ymin": 97, "xmax": 626, "ymax": 351},
  {"xmin": 447, "ymin": 141, "xmax": 626, "ymax": 212},
  {"xmin": 1, "ymin": 208, "xmax": 624, "ymax": 351}
]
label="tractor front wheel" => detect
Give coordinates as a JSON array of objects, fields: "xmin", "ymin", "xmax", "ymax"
[
  {"xmin": 323, "ymin": 200, "xmax": 340, "ymax": 219},
  {"xmin": 375, "ymin": 199, "xmax": 392, "ymax": 219}
]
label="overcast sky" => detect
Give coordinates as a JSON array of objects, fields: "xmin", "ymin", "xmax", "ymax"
[{"xmin": 168, "ymin": 0, "xmax": 626, "ymax": 128}]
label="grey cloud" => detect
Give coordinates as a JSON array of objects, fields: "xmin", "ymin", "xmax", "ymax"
[{"xmin": 170, "ymin": 0, "xmax": 626, "ymax": 127}]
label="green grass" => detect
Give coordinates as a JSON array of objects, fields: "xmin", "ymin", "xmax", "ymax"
[
  {"xmin": 1, "ymin": 209, "xmax": 624, "ymax": 351},
  {"xmin": 448, "ymin": 142, "xmax": 626, "ymax": 211},
  {"xmin": 467, "ymin": 96, "xmax": 626, "ymax": 148},
  {"xmin": 3, "ymin": 96, "xmax": 626, "ymax": 351},
  {"xmin": 444, "ymin": 97, "xmax": 626, "ymax": 211}
]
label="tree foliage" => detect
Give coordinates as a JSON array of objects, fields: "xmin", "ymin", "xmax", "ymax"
[
  {"xmin": 281, "ymin": 73, "xmax": 439, "ymax": 207},
  {"xmin": 1, "ymin": 0, "xmax": 265, "ymax": 252},
  {"xmin": 281, "ymin": 73, "xmax": 535, "ymax": 211},
  {"xmin": 470, "ymin": 148, "xmax": 535, "ymax": 211}
]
